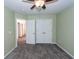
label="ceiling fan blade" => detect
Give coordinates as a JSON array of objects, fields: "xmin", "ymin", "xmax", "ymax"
[
  {"xmin": 42, "ymin": 5, "xmax": 46, "ymax": 9},
  {"xmin": 46, "ymin": 0, "xmax": 58, "ymax": 4},
  {"xmin": 45, "ymin": 0, "xmax": 52, "ymax": 2},
  {"xmin": 30, "ymin": 5, "xmax": 35, "ymax": 10}
]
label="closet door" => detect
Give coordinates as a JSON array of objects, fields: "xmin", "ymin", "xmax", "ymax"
[
  {"xmin": 36, "ymin": 20, "xmax": 53, "ymax": 43},
  {"xmin": 26, "ymin": 20, "xmax": 35, "ymax": 44}
]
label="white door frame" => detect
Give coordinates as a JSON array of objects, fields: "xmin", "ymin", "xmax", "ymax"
[{"xmin": 15, "ymin": 19, "xmax": 26, "ymax": 46}]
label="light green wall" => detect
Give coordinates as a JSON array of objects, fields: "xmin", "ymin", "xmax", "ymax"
[
  {"xmin": 15, "ymin": 13, "xmax": 27, "ymax": 20},
  {"xmin": 15, "ymin": 14, "xmax": 56, "ymax": 43},
  {"xmin": 4, "ymin": 7, "xmax": 16, "ymax": 56},
  {"xmin": 56, "ymin": 6, "xmax": 74, "ymax": 56}
]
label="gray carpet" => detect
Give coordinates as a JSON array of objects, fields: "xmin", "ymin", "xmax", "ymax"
[{"xmin": 5, "ymin": 44, "xmax": 73, "ymax": 59}]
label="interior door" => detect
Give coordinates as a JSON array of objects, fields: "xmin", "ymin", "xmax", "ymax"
[
  {"xmin": 36, "ymin": 20, "xmax": 53, "ymax": 43},
  {"xmin": 26, "ymin": 20, "xmax": 35, "ymax": 44}
]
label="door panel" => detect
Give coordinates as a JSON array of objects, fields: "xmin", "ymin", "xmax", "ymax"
[
  {"xmin": 36, "ymin": 20, "xmax": 53, "ymax": 43},
  {"xmin": 26, "ymin": 20, "xmax": 35, "ymax": 44}
]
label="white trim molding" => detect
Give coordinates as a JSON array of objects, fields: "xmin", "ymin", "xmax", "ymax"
[
  {"xmin": 4, "ymin": 47, "xmax": 16, "ymax": 58},
  {"xmin": 56, "ymin": 43, "xmax": 74, "ymax": 58},
  {"xmin": 52, "ymin": 42, "xmax": 57, "ymax": 44}
]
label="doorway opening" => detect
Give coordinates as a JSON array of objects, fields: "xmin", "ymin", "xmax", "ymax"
[{"xmin": 17, "ymin": 20, "xmax": 26, "ymax": 47}]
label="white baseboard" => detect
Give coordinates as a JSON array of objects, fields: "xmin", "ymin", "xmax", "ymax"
[
  {"xmin": 56, "ymin": 43, "xmax": 74, "ymax": 58},
  {"xmin": 4, "ymin": 46, "xmax": 16, "ymax": 58},
  {"xmin": 35, "ymin": 42, "xmax": 57, "ymax": 44},
  {"xmin": 52, "ymin": 42, "xmax": 57, "ymax": 44}
]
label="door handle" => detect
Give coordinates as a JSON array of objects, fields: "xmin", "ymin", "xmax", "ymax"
[{"xmin": 42, "ymin": 32, "xmax": 46, "ymax": 34}]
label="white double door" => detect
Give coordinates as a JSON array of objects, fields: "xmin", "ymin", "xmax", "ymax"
[{"xmin": 26, "ymin": 19, "xmax": 53, "ymax": 44}]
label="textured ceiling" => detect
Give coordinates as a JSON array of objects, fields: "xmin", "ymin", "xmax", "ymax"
[{"xmin": 4, "ymin": 0, "xmax": 74, "ymax": 15}]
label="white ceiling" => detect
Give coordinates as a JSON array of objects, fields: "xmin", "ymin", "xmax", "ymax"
[{"xmin": 4, "ymin": 0, "xmax": 74, "ymax": 15}]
